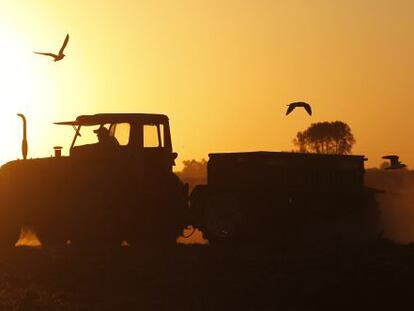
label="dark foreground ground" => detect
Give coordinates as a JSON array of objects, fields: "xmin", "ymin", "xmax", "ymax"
[{"xmin": 0, "ymin": 239, "xmax": 414, "ymax": 311}]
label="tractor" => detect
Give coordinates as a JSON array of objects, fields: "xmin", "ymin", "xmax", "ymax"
[{"xmin": 0, "ymin": 113, "xmax": 188, "ymax": 246}]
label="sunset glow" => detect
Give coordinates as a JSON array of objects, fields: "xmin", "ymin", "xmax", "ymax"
[
  {"xmin": 0, "ymin": 1, "xmax": 413, "ymax": 168},
  {"xmin": 0, "ymin": 25, "xmax": 42, "ymax": 163},
  {"xmin": 0, "ymin": 3, "xmax": 413, "ymax": 309}
]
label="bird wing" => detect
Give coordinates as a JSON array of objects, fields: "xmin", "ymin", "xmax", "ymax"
[
  {"xmin": 59, "ymin": 34, "xmax": 69, "ymax": 55},
  {"xmin": 287, "ymin": 102, "xmax": 312, "ymax": 115},
  {"xmin": 289, "ymin": 102, "xmax": 312, "ymax": 116},
  {"xmin": 33, "ymin": 52, "xmax": 58, "ymax": 58},
  {"xmin": 304, "ymin": 104, "xmax": 312, "ymax": 116},
  {"xmin": 291, "ymin": 101, "xmax": 307, "ymax": 106},
  {"xmin": 286, "ymin": 105, "xmax": 295, "ymax": 115}
]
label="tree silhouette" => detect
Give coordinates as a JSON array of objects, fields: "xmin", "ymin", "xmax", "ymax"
[
  {"xmin": 181, "ymin": 159, "xmax": 207, "ymax": 178},
  {"xmin": 293, "ymin": 121, "xmax": 355, "ymax": 154}
]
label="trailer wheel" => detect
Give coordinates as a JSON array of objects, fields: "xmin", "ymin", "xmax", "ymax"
[{"xmin": 203, "ymin": 193, "xmax": 243, "ymax": 243}]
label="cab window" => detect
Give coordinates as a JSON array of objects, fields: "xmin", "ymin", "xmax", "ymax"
[
  {"xmin": 111, "ymin": 123, "xmax": 130, "ymax": 146},
  {"xmin": 74, "ymin": 123, "xmax": 111, "ymax": 147},
  {"xmin": 144, "ymin": 124, "xmax": 164, "ymax": 148}
]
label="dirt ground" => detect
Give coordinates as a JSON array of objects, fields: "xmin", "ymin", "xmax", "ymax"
[{"xmin": 0, "ymin": 239, "xmax": 413, "ymax": 311}]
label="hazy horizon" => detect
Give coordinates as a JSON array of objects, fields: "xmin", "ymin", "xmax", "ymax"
[{"xmin": 0, "ymin": 0, "xmax": 413, "ymax": 169}]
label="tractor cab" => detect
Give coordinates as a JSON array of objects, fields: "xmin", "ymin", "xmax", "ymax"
[{"xmin": 55, "ymin": 113, "xmax": 177, "ymax": 171}]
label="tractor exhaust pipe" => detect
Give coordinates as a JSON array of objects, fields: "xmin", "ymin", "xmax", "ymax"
[{"xmin": 17, "ymin": 113, "xmax": 28, "ymax": 160}]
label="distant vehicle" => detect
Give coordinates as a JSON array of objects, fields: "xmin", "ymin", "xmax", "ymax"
[
  {"xmin": 382, "ymin": 155, "xmax": 407, "ymax": 170},
  {"xmin": 0, "ymin": 113, "xmax": 188, "ymax": 247},
  {"xmin": 190, "ymin": 152, "xmax": 380, "ymax": 245}
]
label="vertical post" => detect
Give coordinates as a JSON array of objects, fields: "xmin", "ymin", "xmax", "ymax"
[{"xmin": 17, "ymin": 113, "xmax": 28, "ymax": 160}]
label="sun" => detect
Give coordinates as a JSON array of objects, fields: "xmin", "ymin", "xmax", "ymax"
[{"xmin": 0, "ymin": 25, "xmax": 52, "ymax": 164}]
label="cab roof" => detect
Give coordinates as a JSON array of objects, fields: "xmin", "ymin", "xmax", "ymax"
[{"xmin": 55, "ymin": 113, "xmax": 169, "ymax": 126}]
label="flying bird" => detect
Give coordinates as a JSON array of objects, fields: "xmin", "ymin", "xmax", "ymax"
[
  {"xmin": 382, "ymin": 155, "xmax": 407, "ymax": 170},
  {"xmin": 33, "ymin": 34, "xmax": 69, "ymax": 62},
  {"xmin": 286, "ymin": 101, "xmax": 312, "ymax": 116}
]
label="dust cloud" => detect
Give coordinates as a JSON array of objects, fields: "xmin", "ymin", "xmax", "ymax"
[
  {"xmin": 365, "ymin": 169, "xmax": 414, "ymax": 244},
  {"xmin": 15, "ymin": 227, "xmax": 42, "ymax": 248},
  {"xmin": 177, "ymin": 226, "xmax": 209, "ymax": 245},
  {"xmin": 13, "ymin": 226, "xmax": 209, "ymax": 247}
]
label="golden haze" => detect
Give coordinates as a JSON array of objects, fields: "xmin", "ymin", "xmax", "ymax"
[{"xmin": 0, "ymin": 1, "xmax": 413, "ymax": 168}]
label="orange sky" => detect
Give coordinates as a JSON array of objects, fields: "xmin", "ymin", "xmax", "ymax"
[{"xmin": 0, "ymin": 0, "xmax": 413, "ymax": 169}]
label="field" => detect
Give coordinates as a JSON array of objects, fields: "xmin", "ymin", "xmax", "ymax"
[
  {"xmin": 0, "ymin": 238, "xmax": 414, "ymax": 311},
  {"xmin": 0, "ymin": 170, "xmax": 413, "ymax": 310}
]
